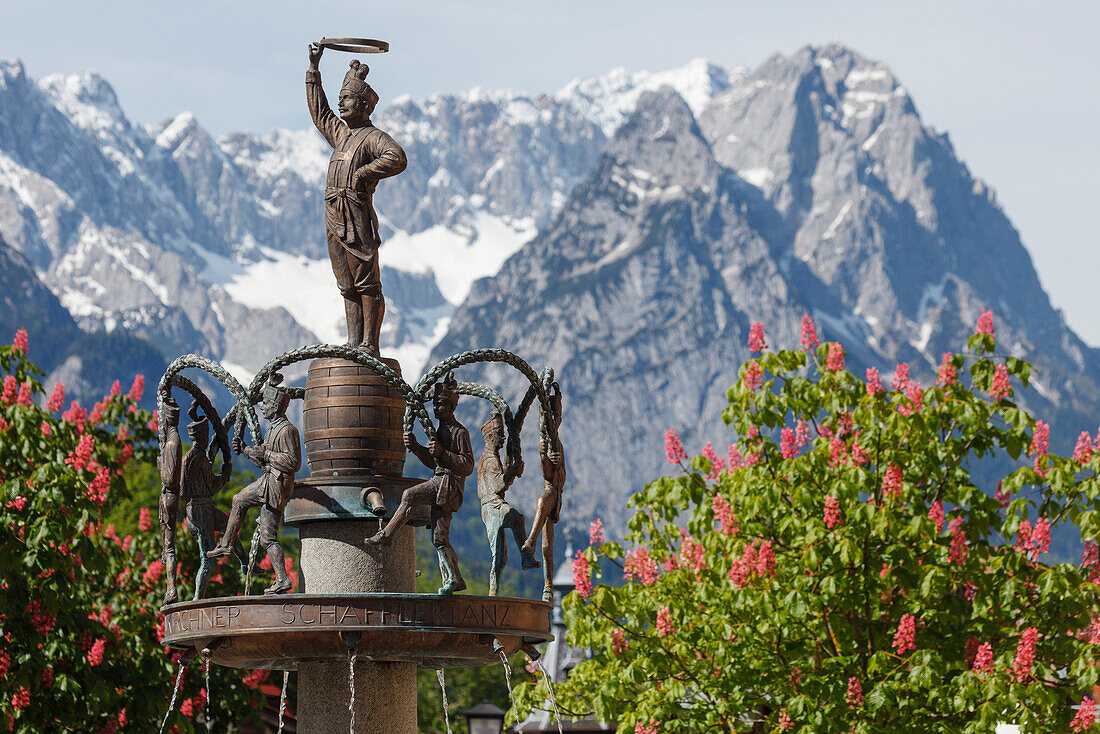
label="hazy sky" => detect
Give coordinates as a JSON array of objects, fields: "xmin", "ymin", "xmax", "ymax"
[{"xmin": 5, "ymin": 1, "xmax": 1097, "ymax": 343}]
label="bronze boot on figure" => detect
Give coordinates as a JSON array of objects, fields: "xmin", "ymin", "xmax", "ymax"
[{"xmin": 343, "ymin": 299, "xmax": 365, "ymax": 348}]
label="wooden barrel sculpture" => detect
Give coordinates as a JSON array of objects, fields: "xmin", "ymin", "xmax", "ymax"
[{"xmin": 302, "ymin": 357, "xmax": 406, "ymax": 477}]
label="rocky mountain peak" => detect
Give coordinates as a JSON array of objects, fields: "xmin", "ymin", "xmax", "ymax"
[
  {"xmin": 703, "ymin": 43, "xmax": 915, "ymax": 191},
  {"xmin": 0, "ymin": 59, "xmax": 27, "ymax": 88},
  {"xmin": 38, "ymin": 71, "xmax": 128, "ymax": 126},
  {"xmin": 555, "ymin": 57, "xmax": 738, "ymax": 137},
  {"xmin": 699, "ymin": 45, "xmax": 1074, "ymax": 367},
  {"xmin": 152, "ymin": 111, "xmax": 204, "ymax": 152},
  {"xmin": 807, "ymin": 43, "xmax": 892, "ymax": 77},
  {"xmin": 605, "ymin": 87, "xmax": 717, "ymax": 193},
  {"xmin": 37, "ymin": 71, "xmax": 144, "ymax": 177}
]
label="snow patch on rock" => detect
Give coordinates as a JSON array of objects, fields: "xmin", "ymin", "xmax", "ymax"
[{"xmin": 382, "ymin": 212, "xmax": 537, "ymax": 305}]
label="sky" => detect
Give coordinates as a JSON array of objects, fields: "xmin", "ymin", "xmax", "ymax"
[{"xmin": 4, "ymin": 0, "xmax": 1098, "ymax": 343}]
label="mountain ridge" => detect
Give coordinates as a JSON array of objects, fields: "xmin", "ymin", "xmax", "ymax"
[
  {"xmin": 430, "ymin": 44, "xmax": 1100, "ymax": 532},
  {"xmin": 0, "ymin": 55, "xmax": 732, "ymax": 388},
  {"xmin": 2, "ymin": 46, "xmax": 1095, "ymax": 538}
]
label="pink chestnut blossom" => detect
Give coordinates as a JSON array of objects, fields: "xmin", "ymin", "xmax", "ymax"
[
  {"xmin": 975, "ymin": 308, "xmax": 995, "ymax": 338},
  {"xmin": 1011, "ymin": 627, "xmax": 1038, "ymax": 683},
  {"xmin": 866, "ymin": 367, "xmax": 883, "ymax": 395},
  {"xmin": 893, "ymin": 614, "xmax": 917, "ymax": 655},
  {"xmin": 800, "ymin": 314, "xmax": 819, "ymax": 352},
  {"xmin": 665, "ymin": 428, "xmax": 687, "ymax": 464},
  {"xmin": 747, "ymin": 321, "xmax": 767, "ymax": 353}
]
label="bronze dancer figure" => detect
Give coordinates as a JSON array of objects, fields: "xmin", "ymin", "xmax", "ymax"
[
  {"xmin": 207, "ymin": 374, "xmax": 300, "ymax": 595},
  {"xmin": 521, "ymin": 384, "xmax": 565, "ymax": 602},
  {"xmin": 180, "ymin": 401, "xmax": 247, "ymax": 599},
  {"xmin": 306, "ymin": 42, "xmax": 407, "ymax": 355},
  {"xmin": 366, "ymin": 373, "xmax": 473, "ymax": 594},
  {"xmin": 158, "ymin": 397, "xmax": 183, "ymax": 605},
  {"xmin": 477, "ymin": 411, "xmax": 540, "ymax": 595}
]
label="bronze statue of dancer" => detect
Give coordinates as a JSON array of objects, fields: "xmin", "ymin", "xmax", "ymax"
[
  {"xmin": 477, "ymin": 411, "xmax": 540, "ymax": 595},
  {"xmin": 306, "ymin": 42, "xmax": 407, "ymax": 355},
  {"xmin": 180, "ymin": 401, "xmax": 247, "ymax": 599},
  {"xmin": 207, "ymin": 374, "xmax": 300, "ymax": 595},
  {"xmin": 158, "ymin": 397, "xmax": 183, "ymax": 605},
  {"xmin": 365, "ymin": 373, "xmax": 473, "ymax": 594},
  {"xmin": 521, "ymin": 383, "xmax": 565, "ymax": 602}
]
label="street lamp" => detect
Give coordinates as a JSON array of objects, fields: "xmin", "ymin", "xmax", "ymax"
[{"xmin": 463, "ymin": 700, "xmax": 507, "ymax": 734}]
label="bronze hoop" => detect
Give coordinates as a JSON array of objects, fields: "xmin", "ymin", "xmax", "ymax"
[{"xmin": 317, "ymin": 37, "xmax": 389, "ymax": 54}]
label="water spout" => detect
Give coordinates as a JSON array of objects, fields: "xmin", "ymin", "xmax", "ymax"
[
  {"xmin": 203, "ymin": 655, "xmax": 213, "ymax": 732},
  {"xmin": 243, "ymin": 527, "xmax": 261, "ymax": 594},
  {"xmin": 496, "ymin": 648, "xmax": 520, "ymax": 720},
  {"xmin": 534, "ymin": 659, "xmax": 564, "ymax": 734},
  {"xmin": 436, "ymin": 669, "xmax": 453, "ymax": 734},
  {"xmin": 348, "ymin": 650, "xmax": 358, "ymax": 734},
  {"xmin": 277, "ymin": 670, "xmax": 289, "ymax": 734},
  {"xmin": 158, "ymin": 661, "xmax": 188, "ymax": 734}
]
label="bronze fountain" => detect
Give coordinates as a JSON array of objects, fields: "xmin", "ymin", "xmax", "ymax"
[{"xmin": 155, "ymin": 37, "xmax": 564, "ymax": 733}]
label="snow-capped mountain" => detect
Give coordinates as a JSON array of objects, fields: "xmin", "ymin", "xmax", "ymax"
[
  {"xmin": 0, "ymin": 56, "xmax": 729, "ymax": 394},
  {"xmin": 3, "ymin": 46, "xmax": 1096, "ymax": 538},
  {"xmin": 431, "ymin": 44, "xmax": 1100, "ymax": 530},
  {"xmin": 555, "ymin": 57, "xmax": 739, "ymax": 136}
]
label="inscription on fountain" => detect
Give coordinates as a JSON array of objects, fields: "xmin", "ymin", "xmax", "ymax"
[
  {"xmin": 164, "ymin": 605, "xmax": 242, "ymax": 634},
  {"xmin": 164, "ymin": 597, "xmax": 531, "ymax": 642}
]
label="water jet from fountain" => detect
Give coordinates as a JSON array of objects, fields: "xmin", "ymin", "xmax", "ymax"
[
  {"xmin": 158, "ymin": 662, "xmax": 187, "ymax": 734},
  {"xmin": 535, "ymin": 658, "xmax": 565, "ymax": 734},
  {"xmin": 203, "ymin": 656, "xmax": 213, "ymax": 732},
  {"xmin": 277, "ymin": 670, "xmax": 289, "ymax": 734},
  {"xmin": 436, "ymin": 668, "xmax": 454, "ymax": 734}
]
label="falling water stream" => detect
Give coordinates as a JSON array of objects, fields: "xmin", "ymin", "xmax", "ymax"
[
  {"xmin": 535, "ymin": 659, "xmax": 565, "ymax": 734},
  {"xmin": 243, "ymin": 528, "xmax": 262, "ymax": 593},
  {"xmin": 497, "ymin": 649, "xmax": 519, "ymax": 716},
  {"xmin": 348, "ymin": 651, "xmax": 358, "ymax": 734},
  {"xmin": 435, "ymin": 669, "xmax": 453, "ymax": 734},
  {"xmin": 158, "ymin": 662, "xmax": 187, "ymax": 734},
  {"xmin": 203, "ymin": 657, "xmax": 213, "ymax": 732},
  {"xmin": 277, "ymin": 670, "xmax": 289, "ymax": 734}
]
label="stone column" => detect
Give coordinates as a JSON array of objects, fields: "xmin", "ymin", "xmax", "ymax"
[{"xmin": 296, "ymin": 519, "xmax": 417, "ymax": 733}]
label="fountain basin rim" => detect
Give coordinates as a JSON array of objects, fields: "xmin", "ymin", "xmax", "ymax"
[{"xmin": 161, "ymin": 593, "xmax": 552, "ymax": 670}]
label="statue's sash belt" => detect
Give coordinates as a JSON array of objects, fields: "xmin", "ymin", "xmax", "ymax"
[
  {"xmin": 325, "ymin": 186, "xmax": 379, "ymax": 259},
  {"xmin": 325, "ymin": 186, "xmax": 362, "ymax": 206},
  {"xmin": 434, "ymin": 471, "xmax": 465, "ymax": 513},
  {"xmin": 325, "ymin": 186, "xmax": 363, "ymax": 249}
]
